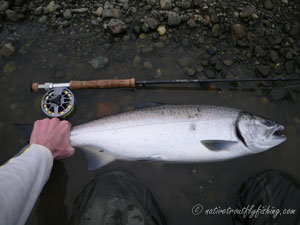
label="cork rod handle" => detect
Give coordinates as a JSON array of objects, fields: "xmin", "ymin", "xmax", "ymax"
[{"xmin": 69, "ymin": 78, "xmax": 135, "ymax": 90}]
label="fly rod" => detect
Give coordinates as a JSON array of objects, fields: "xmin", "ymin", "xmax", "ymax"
[{"xmin": 31, "ymin": 77, "xmax": 300, "ymax": 118}]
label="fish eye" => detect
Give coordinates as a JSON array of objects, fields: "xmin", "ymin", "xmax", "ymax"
[{"xmin": 264, "ymin": 120, "xmax": 275, "ymax": 127}]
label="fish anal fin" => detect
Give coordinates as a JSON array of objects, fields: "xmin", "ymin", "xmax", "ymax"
[
  {"xmin": 81, "ymin": 146, "xmax": 115, "ymax": 170},
  {"xmin": 201, "ymin": 140, "xmax": 238, "ymax": 151}
]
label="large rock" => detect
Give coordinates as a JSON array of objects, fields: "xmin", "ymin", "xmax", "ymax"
[
  {"xmin": 181, "ymin": 0, "xmax": 192, "ymax": 8},
  {"xmin": 46, "ymin": 1, "xmax": 55, "ymax": 13},
  {"xmin": 107, "ymin": 19, "xmax": 127, "ymax": 34},
  {"xmin": 144, "ymin": 17, "xmax": 158, "ymax": 29},
  {"xmin": 1, "ymin": 43, "xmax": 15, "ymax": 58},
  {"xmin": 90, "ymin": 56, "xmax": 109, "ymax": 69},
  {"xmin": 231, "ymin": 24, "xmax": 245, "ymax": 40},
  {"xmin": 102, "ymin": 8, "xmax": 121, "ymax": 19},
  {"xmin": 168, "ymin": 12, "xmax": 180, "ymax": 26},
  {"xmin": 160, "ymin": 0, "xmax": 172, "ymax": 9},
  {"xmin": 240, "ymin": 5, "xmax": 256, "ymax": 18},
  {"xmin": 256, "ymin": 65, "xmax": 270, "ymax": 77},
  {"xmin": 0, "ymin": 1, "xmax": 9, "ymax": 12},
  {"xmin": 63, "ymin": 9, "xmax": 72, "ymax": 19},
  {"xmin": 5, "ymin": 9, "xmax": 23, "ymax": 21}
]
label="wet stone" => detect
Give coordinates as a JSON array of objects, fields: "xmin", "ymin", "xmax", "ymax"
[
  {"xmin": 180, "ymin": 0, "xmax": 193, "ymax": 9},
  {"xmin": 90, "ymin": 55, "xmax": 109, "ymax": 69},
  {"xmin": 160, "ymin": 0, "xmax": 172, "ymax": 9},
  {"xmin": 255, "ymin": 46, "xmax": 266, "ymax": 58},
  {"xmin": 187, "ymin": 19, "xmax": 197, "ymax": 28},
  {"xmin": 240, "ymin": 5, "xmax": 255, "ymax": 18},
  {"xmin": 185, "ymin": 67, "xmax": 196, "ymax": 77},
  {"xmin": 1, "ymin": 43, "xmax": 15, "ymax": 58},
  {"xmin": 133, "ymin": 56, "xmax": 141, "ymax": 68},
  {"xmin": 144, "ymin": 18, "xmax": 158, "ymax": 29},
  {"xmin": 231, "ymin": 24, "xmax": 245, "ymax": 40},
  {"xmin": 102, "ymin": 8, "xmax": 121, "ymax": 19},
  {"xmin": 93, "ymin": 7, "xmax": 103, "ymax": 17},
  {"xmin": 5, "ymin": 9, "xmax": 23, "ymax": 21},
  {"xmin": 210, "ymin": 13, "xmax": 219, "ymax": 24},
  {"xmin": 63, "ymin": 9, "xmax": 72, "ymax": 19},
  {"xmin": 143, "ymin": 61, "xmax": 153, "ymax": 70},
  {"xmin": 212, "ymin": 24, "xmax": 221, "ymax": 37},
  {"xmin": 223, "ymin": 59, "xmax": 233, "ymax": 67},
  {"xmin": 285, "ymin": 61, "xmax": 294, "ymax": 74},
  {"xmin": 168, "ymin": 12, "xmax": 180, "ymax": 26},
  {"xmin": 46, "ymin": 1, "xmax": 55, "ymax": 13},
  {"xmin": 0, "ymin": 1, "xmax": 9, "ymax": 12},
  {"xmin": 35, "ymin": 6, "xmax": 43, "ymax": 15},
  {"xmin": 256, "ymin": 65, "xmax": 270, "ymax": 77},
  {"xmin": 264, "ymin": 0, "xmax": 273, "ymax": 10},
  {"xmin": 177, "ymin": 57, "xmax": 190, "ymax": 67},
  {"xmin": 142, "ymin": 23, "xmax": 150, "ymax": 33},
  {"xmin": 147, "ymin": 0, "xmax": 156, "ymax": 6},
  {"xmin": 289, "ymin": 23, "xmax": 299, "ymax": 38},
  {"xmin": 270, "ymin": 88, "xmax": 288, "ymax": 101},
  {"xmin": 107, "ymin": 19, "xmax": 127, "ymax": 34},
  {"xmin": 270, "ymin": 50, "xmax": 279, "ymax": 62},
  {"xmin": 204, "ymin": 70, "xmax": 215, "ymax": 79},
  {"xmin": 38, "ymin": 15, "xmax": 47, "ymax": 23}
]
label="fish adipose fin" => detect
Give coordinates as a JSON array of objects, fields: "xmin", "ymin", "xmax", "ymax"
[
  {"xmin": 81, "ymin": 146, "xmax": 115, "ymax": 170},
  {"xmin": 201, "ymin": 140, "xmax": 238, "ymax": 151}
]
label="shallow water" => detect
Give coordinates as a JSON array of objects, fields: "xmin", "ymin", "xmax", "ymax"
[{"xmin": 0, "ymin": 23, "xmax": 300, "ymax": 225}]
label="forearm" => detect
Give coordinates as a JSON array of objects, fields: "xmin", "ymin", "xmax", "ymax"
[{"xmin": 0, "ymin": 144, "xmax": 53, "ymax": 225}]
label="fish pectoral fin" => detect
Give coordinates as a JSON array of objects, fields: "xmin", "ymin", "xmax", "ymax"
[
  {"xmin": 81, "ymin": 146, "xmax": 115, "ymax": 171},
  {"xmin": 201, "ymin": 140, "xmax": 239, "ymax": 151}
]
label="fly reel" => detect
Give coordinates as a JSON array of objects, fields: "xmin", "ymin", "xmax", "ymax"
[{"xmin": 41, "ymin": 88, "xmax": 75, "ymax": 118}]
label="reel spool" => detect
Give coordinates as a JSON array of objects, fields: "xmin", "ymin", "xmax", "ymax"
[{"xmin": 41, "ymin": 88, "xmax": 75, "ymax": 118}]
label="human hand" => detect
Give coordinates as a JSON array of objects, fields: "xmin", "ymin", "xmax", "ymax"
[{"xmin": 30, "ymin": 118, "xmax": 74, "ymax": 160}]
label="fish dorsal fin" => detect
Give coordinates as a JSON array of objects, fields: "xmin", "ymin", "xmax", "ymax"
[
  {"xmin": 81, "ymin": 146, "xmax": 115, "ymax": 170},
  {"xmin": 201, "ymin": 140, "xmax": 238, "ymax": 151}
]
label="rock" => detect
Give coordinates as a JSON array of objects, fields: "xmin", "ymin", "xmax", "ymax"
[
  {"xmin": 255, "ymin": 46, "xmax": 266, "ymax": 58},
  {"xmin": 289, "ymin": 23, "xmax": 299, "ymax": 38},
  {"xmin": 63, "ymin": 9, "xmax": 72, "ymax": 19},
  {"xmin": 143, "ymin": 61, "xmax": 153, "ymax": 70},
  {"xmin": 160, "ymin": 0, "xmax": 172, "ymax": 9},
  {"xmin": 182, "ymin": 38, "xmax": 189, "ymax": 46},
  {"xmin": 223, "ymin": 59, "xmax": 233, "ymax": 67},
  {"xmin": 0, "ymin": 1, "xmax": 9, "ymax": 11},
  {"xmin": 97, "ymin": 102, "xmax": 120, "ymax": 118},
  {"xmin": 1, "ymin": 43, "xmax": 15, "ymax": 58},
  {"xmin": 142, "ymin": 23, "xmax": 150, "ymax": 33},
  {"xmin": 71, "ymin": 8, "xmax": 88, "ymax": 13},
  {"xmin": 181, "ymin": 0, "xmax": 192, "ymax": 9},
  {"xmin": 281, "ymin": 0, "xmax": 288, "ymax": 4},
  {"xmin": 168, "ymin": 12, "xmax": 180, "ymax": 26},
  {"xmin": 35, "ymin": 6, "xmax": 43, "ymax": 15},
  {"xmin": 211, "ymin": 24, "xmax": 221, "ymax": 37},
  {"xmin": 270, "ymin": 88, "xmax": 288, "ymax": 101},
  {"xmin": 193, "ymin": 0, "xmax": 201, "ymax": 7},
  {"xmin": 270, "ymin": 50, "xmax": 279, "ymax": 62},
  {"xmin": 177, "ymin": 57, "xmax": 190, "ymax": 67},
  {"xmin": 185, "ymin": 67, "xmax": 196, "ymax": 77},
  {"xmin": 102, "ymin": 8, "xmax": 121, "ymax": 19},
  {"xmin": 187, "ymin": 19, "xmax": 197, "ymax": 28},
  {"xmin": 132, "ymin": 25, "xmax": 141, "ymax": 35},
  {"xmin": 240, "ymin": 5, "xmax": 255, "ymax": 18},
  {"xmin": 264, "ymin": 0, "xmax": 273, "ymax": 10},
  {"xmin": 46, "ymin": 1, "xmax": 55, "ymax": 13},
  {"xmin": 144, "ymin": 18, "xmax": 158, "ymax": 29},
  {"xmin": 133, "ymin": 56, "xmax": 141, "ymax": 67},
  {"xmin": 143, "ymin": 5, "xmax": 152, "ymax": 11},
  {"xmin": 157, "ymin": 26, "xmax": 166, "ymax": 35},
  {"xmin": 147, "ymin": 0, "xmax": 156, "ymax": 5},
  {"xmin": 210, "ymin": 13, "xmax": 219, "ymax": 24},
  {"xmin": 285, "ymin": 61, "xmax": 294, "ymax": 74},
  {"xmin": 90, "ymin": 56, "xmax": 109, "ymax": 69},
  {"xmin": 107, "ymin": 19, "xmax": 127, "ymax": 34},
  {"xmin": 231, "ymin": 24, "xmax": 245, "ymax": 40},
  {"xmin": 204, "ymin": 70, "xmax": 215, "ymax": 79},
  {"xmin": 3, "ymin": 61, "xmax": 15, "ymax": 74},
  {"xmin": 93, "ymin": 7, "xmax": 103, "ymax": 17},
  {"xmin": 38, "ymin": 15, "xmax": 47, "ymax": 23},
  {"xmin": 285, "ymin": 52, "xmax": 293, "ymax": 60},
  {"xmin": 5, "ymin": 9, "xmax": 23, "ymax": 21},
  {"xmin": 91, "ymin": 19, "xmax": 101, "ymax": 26},
  {"xmin": 256, "ymin": 65, "xmax": 270, "ymax": 77}
]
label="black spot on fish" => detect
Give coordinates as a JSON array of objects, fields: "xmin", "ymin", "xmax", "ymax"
[{"xmin": 190, "ymin": 124, "xmax": 196, "ymax": 131}]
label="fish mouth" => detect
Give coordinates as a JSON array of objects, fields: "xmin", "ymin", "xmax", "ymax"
[{"xmin": 271, "ymin": 125, "xmax": 286, "ymax": 141}]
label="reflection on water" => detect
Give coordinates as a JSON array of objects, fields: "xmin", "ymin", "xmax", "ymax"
[{"xmin": 0, "ymin": 23, "xmax": 299, "ymax": 225}]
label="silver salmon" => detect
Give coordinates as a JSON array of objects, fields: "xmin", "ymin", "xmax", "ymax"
[{"xmin": 70, "ymin": 105, "xmax": 286, "ymax": 170}]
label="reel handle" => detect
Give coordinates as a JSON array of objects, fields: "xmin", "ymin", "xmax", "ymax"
[{"xmin": 69, "ymin": 78, "xmax": 135, "ymax": 90}]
